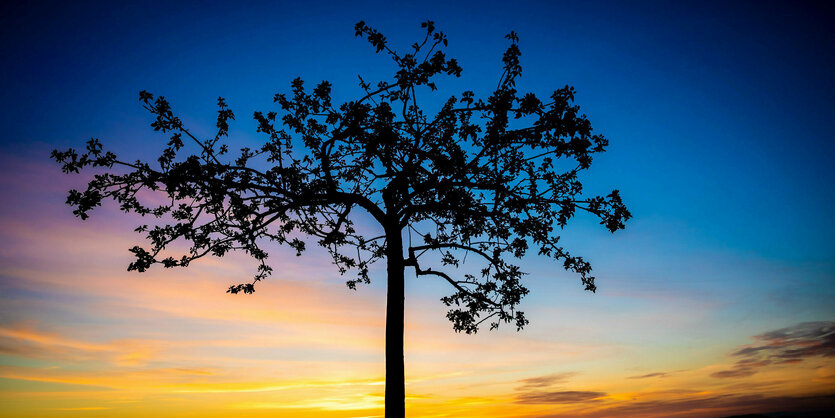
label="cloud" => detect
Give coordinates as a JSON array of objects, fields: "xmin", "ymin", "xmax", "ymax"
[
  {"xmin": 627, "ymin": 372, "xmax": 668, "ymax": 379},
  {"xmin": 736, "ymin": 321, "xmax": 835, "ymax": 361},
  {"xmin": 517, "ymin": 390, "xmax": 606, "ymax": 404},
  {"xmin": 711, "ymin": 321, "xmax": 834, "ymax": 379},
  {"xmin": 51, "ymin": 407, "xmax": 112, "ymax": 411},
  {"xmin": 514, "ymin": 372, "xmax": 606, "ymax": 404},
  {"xmin": 710, "ymin": 368, "xmax": 758, "ymax": 379},
  {"xmin": 517, "ymin": 372, "xmax": 577, "ymax": 389},
  {"xmin": 0, "ymin": 325, "xmax": 162, "ymax": 366},
  {"xmin": 581, "ymin": 393, "xmax": 835, "ymax": 418}
]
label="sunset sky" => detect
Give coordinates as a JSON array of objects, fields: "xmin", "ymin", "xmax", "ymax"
[{"xmin": 1, "ymin": 1, "xmax": 833, "ymax": 417}]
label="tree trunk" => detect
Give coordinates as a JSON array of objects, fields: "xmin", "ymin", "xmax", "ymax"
[{"xmin": 384, "ymin": 223, "xmax": 405, "ymax": 417}]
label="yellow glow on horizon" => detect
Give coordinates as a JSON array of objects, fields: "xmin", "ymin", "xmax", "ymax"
[{"xmin": 1, "ymin": 194, "xmax": 832, "ymax": 417}]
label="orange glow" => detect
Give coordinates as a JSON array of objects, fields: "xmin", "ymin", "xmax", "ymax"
[{"xmin": 2, "ymin": 162, "xmax": 833, "ymax": 417}]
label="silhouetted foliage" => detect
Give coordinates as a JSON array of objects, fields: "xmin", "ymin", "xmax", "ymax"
[{"xmin": 52, "ymin": 21, "xmax": 630, "ymax": 413}]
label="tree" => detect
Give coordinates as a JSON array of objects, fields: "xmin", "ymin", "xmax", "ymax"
[{"xmin": 51, "ymin": 21, "xmax": 630, "ymax": 416}]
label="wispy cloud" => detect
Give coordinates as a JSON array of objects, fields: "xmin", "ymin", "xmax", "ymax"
[
  {"xmin": 0, "ymin": 325, "xmax": 162, "ymax": 366},
  {"xmin": 734, "ymin": 321, "xmax": 835, "ymax": 361},
  {"xmin": 50, "ymin": 407, "xmax": 111, "ymax": 411},
  {"xmin": 711, "ymin": 321, "xmax": 835, "ymax": 379},
  {"xmin": 710, "ymin": 368, "xmax": 758, "ymax": 379},
  {"xmin": 574, "ymin": 392, "xmax": 835, "ymax": 418},
  {"xmin": 627, "ymin": 371, "xmax": 668, "ymax": 379},
  {"xmin": 516, "ymin": 372, "xmax": 577, "ymax": 389},
  {"xmin": 513, "ymin": 372, "xmax": 606, "ymax": 405},
  {"xmin": 516, "ymin": 390, "xmax": 607, "ymax": 404}
]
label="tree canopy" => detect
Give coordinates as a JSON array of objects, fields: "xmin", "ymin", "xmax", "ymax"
[{"xmin": 51, "ymin": 20, "xmax": 629, "ymax": 335}]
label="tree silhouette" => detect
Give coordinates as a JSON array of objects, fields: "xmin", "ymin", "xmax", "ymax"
[{"xmin": 51, "ymin": 21, "xmax": 630, "ymax": 416}]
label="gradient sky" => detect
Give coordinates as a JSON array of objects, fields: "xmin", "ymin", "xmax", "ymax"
[{"xmin": 1, "ymin": 1, "xmax": 833, "ymax": 417}]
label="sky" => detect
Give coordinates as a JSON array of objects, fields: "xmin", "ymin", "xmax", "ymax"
[{"xmin": 1, "ymin": 0, "xmax": 834, "ymax": 416}]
